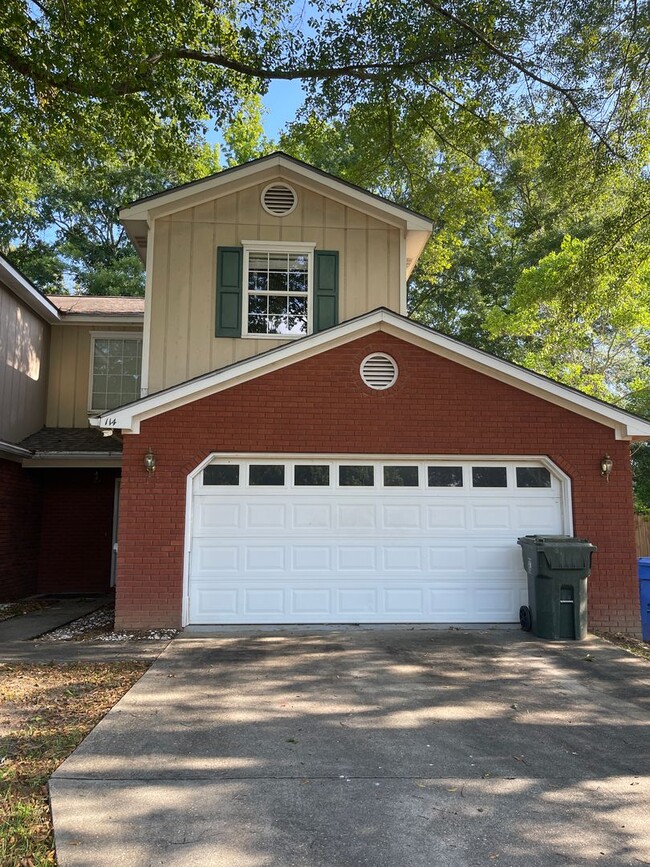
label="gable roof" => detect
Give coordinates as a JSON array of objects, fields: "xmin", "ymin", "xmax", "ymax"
[
  {"xmin": 89, "ymin": 308, "xmax": 650, "ymax": 440},
  {"xmin": 0, "ymin": 254, "xmax": 60, "ymax": 323},
  {"xmin": 119, "ymin": 152, "xmax": 434, "ymax": 269}
]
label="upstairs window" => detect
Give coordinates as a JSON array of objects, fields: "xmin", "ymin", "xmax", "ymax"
[
  {"xmin": 215, "ymin": 244, "xmax": 338, "ymax": 338},
  {"xmin": 245, "ymin": 247, "xmax": 312, "ymax": 336},
  {"xmin": 90, "ymin": 334, "xmax": 142, "ymax": 412}
]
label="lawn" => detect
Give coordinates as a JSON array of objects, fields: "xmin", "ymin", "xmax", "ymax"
[{"xmin": 0, "ymin": 661, "xmax": 150, "ymax": 867}]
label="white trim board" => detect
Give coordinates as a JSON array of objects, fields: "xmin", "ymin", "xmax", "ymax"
[
  {"xmin": 89, "ymin": 308, "xmax": 650, "ymax": 440},
  {"xmin": 0, "ymin": 255, "xmax": 60, "ymax": 323}
]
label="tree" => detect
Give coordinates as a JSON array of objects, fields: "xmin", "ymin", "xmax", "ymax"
[
  {"xmin": 1, "ymin": 144, "xmax": 222, "ymax": 295},
  {"xmin": 1, "ymin": 0, "xmax": 647, "ymax": 210}
]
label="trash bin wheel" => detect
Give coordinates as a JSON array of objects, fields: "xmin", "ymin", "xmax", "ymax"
[{"xmin": 519, "ymin": 605, "xmax": 532, "ymax": 632}]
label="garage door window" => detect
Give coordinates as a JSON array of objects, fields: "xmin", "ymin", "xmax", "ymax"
[
  {"xmin": 384, "ymin": 466, "xmax": 419, "ymax": 487},
  {"xmin": 428, "ymin": 466, "xmax": 463, "ymax": 487},
  {"xmin": 295, "ymin": 465, "xmax": 330, "ymax": 486},
  {"xmin": 516, "ymin": 467, "xmax": 552, "ymax": 488},
  {"xmin": 250, "ymin": 465, "xmax": 285, "ymax": 486},
  {"xmin": 203, "ymin": 465, "xmax": 239, "ymax": 486},
  {"xmin": 472, "ymin": 466, "xmax": 507, "ymax": 487},
  {"xmin": 339, "ymin": 465, "xmax": 374, "ymax": 486}
]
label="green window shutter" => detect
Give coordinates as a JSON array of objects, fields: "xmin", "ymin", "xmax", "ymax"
[
  {"xmin": 216, "ymin": 247, "xmax": 243, "ymax": 337},
  {"xmin": 313, "ymin": 250, "xmax": 339, "ymax": 333}
]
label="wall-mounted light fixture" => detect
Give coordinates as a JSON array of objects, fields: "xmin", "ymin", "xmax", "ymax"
[
  {"xmin": 144, "ymin": 447, "xmax": 156, "ymax": 474},
  {"xmin": 600, "ymin": 454, "xmax": 613, "ymax": 482}
]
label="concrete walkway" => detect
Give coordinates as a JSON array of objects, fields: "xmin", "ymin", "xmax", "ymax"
[
  {"xmin": 0, "ymin": 596, "xmax": 171, "ymax": 662},
  {"xmin": 50, "ymin": 628, "xmax": 650, "ymax": 866}
]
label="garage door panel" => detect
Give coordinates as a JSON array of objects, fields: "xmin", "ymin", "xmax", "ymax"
[
  {"xmin": 383, "ymin": 546, "xmax": 422, "ymax": 571},
  {"xmin": 247, "ymin": 504, "xmax": 287, "ymax": 529},
  {"xmin": 291, "ymin": 546, "xmax": 332, "ymax": 571},
  {"xmin": 245, "ymin": 546, "xmax": 286, "ymax": 571},
  {"xmin": 471, "ymin": 504, "xmax": 512, "ymax": 529},
  {"xmin": 338, "ymin": 504, "xmax": 377, "ymax": 529},
  {"xmin": 189, "ymin": 458, "xmax": 568, "ymax": 624},
  {"xmin": 426, "ymin": 505, "xmax": 466, "ymax": 530},
  {"xmin": 471, "ymin": 544, "xmax": 521, "ymax": 573},
  {"xmin": 428, "ymin": 547, "xmax": 468, "ymax": 572},
  {"xmin": 382, "ymin": 504, "xmax": 422, "ymax": 529}
]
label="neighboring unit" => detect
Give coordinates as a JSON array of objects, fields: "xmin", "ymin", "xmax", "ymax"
[{"xmin": 2, "ymin": 152, "xmax": 649, "ymax": 634}]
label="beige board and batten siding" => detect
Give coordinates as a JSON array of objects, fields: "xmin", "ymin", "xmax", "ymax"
[
  {"xmin": 147, "ymin": 179, "xmax": 403, "ymax": 393},
  {"xmin": 46, "ymin": 323, "xmax": 143, "ymax": 428},
  {"xmin": 0, "ymin": 282, "xmax": 50, "ymax": 442}
]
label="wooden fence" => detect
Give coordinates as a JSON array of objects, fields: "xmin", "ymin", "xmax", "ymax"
[{"xmin": 635, "ymin": 514, "xmax": 650, "ymax": 557}]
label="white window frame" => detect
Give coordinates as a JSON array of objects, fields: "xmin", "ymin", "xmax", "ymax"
[
  {"xmin": 241, "ymin": 240, "xmax": 316, "ymax": 339},
  {"xmin": 88, "ymin": 331, "xmax": 143, "ymax": 413}
]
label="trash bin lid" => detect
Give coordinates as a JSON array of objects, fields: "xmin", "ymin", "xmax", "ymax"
[{"xmin": 517, "ymin": 535, "xmax": 596, "ymax": 568}]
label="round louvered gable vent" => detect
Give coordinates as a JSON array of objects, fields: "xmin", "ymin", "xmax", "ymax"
[
  {"xmin": 360, "ymin": 353, "xmax": 398, "ymax": 390},
  {"xmin": 261, "ymin": 183, "xmax": 297, "ymax": 216}
]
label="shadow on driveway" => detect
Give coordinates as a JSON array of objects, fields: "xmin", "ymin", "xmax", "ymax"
[{"xmin": 50, "ymin": 628, "xmax": 650, "ymax": 866}]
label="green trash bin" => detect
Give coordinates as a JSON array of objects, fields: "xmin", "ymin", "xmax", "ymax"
[{"xmin": 517, "ymin": 535, "xmax": 597, "ymax": 640}]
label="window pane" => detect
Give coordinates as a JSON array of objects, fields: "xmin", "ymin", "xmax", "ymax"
[
  {"xmin": 249, "ymin": 252, "xmax": 269, "ymax": 270},
  {"xmin": 268, "ymin": 271, "xmax": 288, "ymax": 293},
  {"xmin": 472, "ymin": 466, "xmax": 507, "ymax": 487},
  {"xmin": 204, "ymin": 465, "xmax": 239, "ymax": 485},
  {"xmin": 295, "ymin": 465, "xmax": 330, "ymax": 486},
  {"xmin": 268, "ymin": 315, "xmax": 307, "ymax": 335},
  {"xmin": 384, "ymin": 466, "xmax": 419, "ymax": 487},
  {"xmin": 92, "ymin": 337, "xmax": 142, "ymax": 411},
  {"xmin": 269, "ymin": 252, "xmax": 289, "ymax": 270},
  {"xmin": 269, "ymin": 295, "xmax": 288, "ymax": 315},
  {"xmin": 516, "ymin": 467, "xmax": 551, "ymax": 488},
  {"xmin": 288, "ymin": 254, "xmax": 308, "ymax": 272},
  {"xmin": 288, "ymin": 271, "xmax": 308, "ymax": 292},
  {"xmin": 248, "ymin": 314, "xmax": 267, "ymax": 334},
  {"xmin": 250, "ymin": 464, "xmax": 285, "ymax": 486},
  {"xmin": 248, "ymin": 272, "xmax": 268, "ymax": 292},
  {"xmin": 339, "ymin": 465, "xmax": 374, "ymax": 486},
  {"xmin": 248, "ymin": 294, "xmax": 267, "ymax": 315},
  {"xmin": 289, "ymin": 296, "xmax": 307, "ymax": 315},
  {"xmin": 428, "ymin": 466, "xmax": 463, "ymax": 487}
]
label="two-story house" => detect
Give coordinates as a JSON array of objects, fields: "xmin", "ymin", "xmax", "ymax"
[{"xmin": 2, "ymin": 153, "xmax": 649, "ymax": 634}]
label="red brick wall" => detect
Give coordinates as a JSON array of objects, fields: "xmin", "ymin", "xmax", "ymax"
[
  {"xmin": 116, "ymin": 333, "xmax": 640, "ymax": 633},
  {"xmin": 0, "ymin": 458, "xmax": 42, "ymax": 600},
  {"xmin": 37, "ymin": 468, "xmax": 117, "ymax": 594}
]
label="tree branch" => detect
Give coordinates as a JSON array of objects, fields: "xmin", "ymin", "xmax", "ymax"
[{"xmin": 417, "ymin": 0, "xmax": 623, "ymax": 158}]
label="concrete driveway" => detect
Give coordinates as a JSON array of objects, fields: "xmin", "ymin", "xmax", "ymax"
[{"xmin": 50, "ymin": 628, "xmax": 650, "ymax": 866}]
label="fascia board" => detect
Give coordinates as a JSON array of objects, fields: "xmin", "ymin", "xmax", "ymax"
[
  {"xmin": 61, "ymin": 316, "xmax": 144, "ymax": 325},
  {"xmin": 119, "ymin": 157, "xmax": 285, "ymax": 221},
  {"xmin": 22, "ymin": 456, "xmax": 122, "ymax": 468},
  {"xmin": 1, "ymin": 260, "xmax": 60, "ymax": 323},
  {"xmin": 90, "ymin": 309, "xmax": 650, "ymax": 440}
]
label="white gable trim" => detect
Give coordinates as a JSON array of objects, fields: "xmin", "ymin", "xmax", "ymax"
[
  {"xmin": 89, "ymin": 309, "xmax": 650, "ymax": 440},
  {"xmin": 0, "ymin": 256, "xmax": 60, "ymax": 323},
  {"xmin": 120, "ymin": 154, "xmax": 433, "ymax": 233}
]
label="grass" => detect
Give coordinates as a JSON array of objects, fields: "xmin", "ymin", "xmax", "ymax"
[{"xmin": 0, "ymin": 661, "xmax": 150, "ymax": 866}]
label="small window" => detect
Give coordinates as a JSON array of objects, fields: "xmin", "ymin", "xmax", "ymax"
[
  {"xmin": 428, "ymin": 466, "xmax": 463, "ymax": 487},
  {"xmin": 204, "ymin": 465, "xmax": 239, "ymax": 486},
  {"xmin": 249, "ymin": 464, "xmax": 285, "ymax": 486},
  {"xmin": 472, "ymin": 466, "xmax": 507, "ymax": 488},
  {"xmin": 90, "ymin": 335, "xmax": 142, "ymax": 411},
  {"xmin": 339, "ymin": 465, "xmax": 374, "ymax": 486},
  {"xmin": 516, "ymin": 467, "xmax": 552, "ymax": 488},
  {"xmin": 384, "ymin": 466, "xmax": 418, "ymax": 487},
  {"xmin": 295, "ymin": 465, "xmax": 330, "ymax": 486}
]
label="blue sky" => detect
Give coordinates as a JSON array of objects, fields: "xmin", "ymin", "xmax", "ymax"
[{"xmin": 262, "ymin": 80, "xmax": 306, "ymax": 140}]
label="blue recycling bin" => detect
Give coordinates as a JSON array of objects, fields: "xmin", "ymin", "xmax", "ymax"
[{"xmin": 639, "ymin": 558, "xmax": 650, "ymax": 642}]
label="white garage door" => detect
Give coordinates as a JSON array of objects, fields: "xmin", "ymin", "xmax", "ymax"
[{"xmin": 187, "ymin": 457, "xmax": 567, "ymax": 625}]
